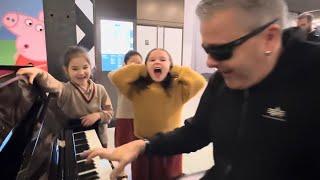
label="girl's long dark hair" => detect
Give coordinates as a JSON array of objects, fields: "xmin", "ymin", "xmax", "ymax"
[{"xmin": 129, "ymin": 48, "xmax": 176, "ymax": 97}]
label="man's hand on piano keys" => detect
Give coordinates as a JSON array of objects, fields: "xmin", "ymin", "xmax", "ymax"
[
  {"xmin": 81, "ymin": 139, "xmax": 147, "ymax": 180},
  {"xmin": 80, "ymin": 112, "xmax": 100, "ymax": 127}
]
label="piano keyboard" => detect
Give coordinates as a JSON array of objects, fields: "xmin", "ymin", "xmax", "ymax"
[{"xmin": 73, "ymin": 130, "xmax": 113, "ymax": 180}]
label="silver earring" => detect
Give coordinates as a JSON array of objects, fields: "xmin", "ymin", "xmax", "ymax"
[{"xmin": 264, "ymin": 51, "xmax": 272, "ymax": 56}]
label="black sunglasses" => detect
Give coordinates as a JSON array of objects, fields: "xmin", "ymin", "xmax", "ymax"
[{"xmin": 202, "ymin": 18, "xmax": 279, "ymax": 61}]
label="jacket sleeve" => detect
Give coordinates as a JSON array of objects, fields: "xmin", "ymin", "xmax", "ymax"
[
  {"xmin": 145, "ymin": 75, "xmax": 217, "ymax": 155},
  {"xmin": 109, "ymin": 64, "xmax": 146, "ymax": 99},
  {"xmin": 171, "ymin": 66, "xmax": 206, "ymax": 103}
]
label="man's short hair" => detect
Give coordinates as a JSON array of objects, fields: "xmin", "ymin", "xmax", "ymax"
[
  {"xmin": 297, "ymin": 12, "xmax": 314, "ymax": 22},
  {"xmin": 196, "ymin": 0, "xmax": 288, "ymax": 30}
]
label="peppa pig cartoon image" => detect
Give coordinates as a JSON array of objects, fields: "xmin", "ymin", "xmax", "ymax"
[{"xmin": 2, "ymin": 11, "xmax": 47, "ymax": 70}]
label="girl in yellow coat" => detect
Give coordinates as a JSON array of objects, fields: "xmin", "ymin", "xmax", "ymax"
[{"xmin": 109, "ymin": 48, "xmax": 206, "ymax": 180}]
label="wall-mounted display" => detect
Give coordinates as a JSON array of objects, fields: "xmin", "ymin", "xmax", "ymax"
[{"xmin": 100, "ymin": 19, "xmax": 133, "ymax": 71}]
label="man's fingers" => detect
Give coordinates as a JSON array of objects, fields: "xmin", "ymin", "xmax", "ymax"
[
  {"xmin": 86, "ymin": 149, "xmax": 106, "ymax": 161},
  {"xmin": 81, "ymin": 150, "xmax": 92, "ymax": 157},
  {"xmin": 86, "ymin": 151, "xmax": 98, "ymax": 162},
  {"xmin": 110, "ymin": 161, "xmax": 127, "ymax": 180},
  {"xmin": 114, "ymin": 161, "xmax": 126, "ymax": 175},
  {"xmin": 81, "ymin": 150, "xmax": 95, "ymax": 163}
]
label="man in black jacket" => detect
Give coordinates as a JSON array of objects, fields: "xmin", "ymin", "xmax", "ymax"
[
  {"xmin": 84, "ymin": 0, "xmax": 320, "ymax": 179},
  {"xmin": 297, "ymin": 12, "xmax": 320, "ymax": 42}
]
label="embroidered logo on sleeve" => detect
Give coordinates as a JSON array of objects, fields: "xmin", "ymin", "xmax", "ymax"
[{"xmin": 262, "ymin": 107, "xmax": 286, "ymax": 122}]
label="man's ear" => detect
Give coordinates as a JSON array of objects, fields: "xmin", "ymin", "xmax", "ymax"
[{"xmin": 263, "ymin": 24, "xmax": 282, "ymax": 52}]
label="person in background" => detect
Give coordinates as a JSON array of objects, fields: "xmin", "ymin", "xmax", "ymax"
[
  {"xmin": 108, "ymin": 50, "xmax": 143, "ymax": 179},
  {"xmin": 108, "ymin": 50, "xmax": 143, "ymax": 148},
  {"xmin": 17, "ymin": 46, "xmax": 113, "ymax": 147},
  {"xmin": 282, "ymin": 26, "xmax": 307, "ymax": 44},
  {"xmin": 104, "ymin": 48, "xmax": 205, "ymax": 180},
  {"xmin": 82, "ymin": 0, "xmax": 320, "ymax": 179},
  {"xmin": 297, "ymin": 12, "xmax": 320, "ymax": 42}
]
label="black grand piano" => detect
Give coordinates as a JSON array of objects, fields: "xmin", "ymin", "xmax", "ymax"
[{"xmin": 0, "ymin": 66, "xmax": 114, "ymax": 180}]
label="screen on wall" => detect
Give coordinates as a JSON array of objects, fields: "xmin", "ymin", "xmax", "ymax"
[{"xmin": 100, "ymin": 20, "xmax": 134, "ymax": 71}]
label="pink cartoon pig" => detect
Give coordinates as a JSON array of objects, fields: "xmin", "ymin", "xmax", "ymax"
[{"xmin": 2, "ymin": 11, "xmax": 47, "ymax": 70}]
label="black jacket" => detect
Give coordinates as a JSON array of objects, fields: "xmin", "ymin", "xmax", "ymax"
[
  {"xmin": 146, "ymin": 31, "xmax": 320, "ymax": 180},
  {"xmin": 307, "ymin": 30, "xmax": 320, "ymax": 42}
]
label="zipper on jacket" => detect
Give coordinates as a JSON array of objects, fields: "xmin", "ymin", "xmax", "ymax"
[
  {"xmin": 237, "ymin": 89, "xmax": 249, "ymax": 139},
  {"xmin": 230, "ymin": 89, "xmax": 250, "ymax": 178}
]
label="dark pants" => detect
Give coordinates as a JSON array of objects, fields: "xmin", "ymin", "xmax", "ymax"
[
  {"xmin": 115, "ymin": 119, "xmax": 183, "ymax": 180},
  {"xmin": 114, "ymin": 118, "xmax": 135, "ymax": 147},
  {"xmin": 132, "ymin": 153, "xmax": 182, "ymax": 180}
]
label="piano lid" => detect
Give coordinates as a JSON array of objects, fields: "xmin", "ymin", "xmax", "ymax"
[
  {"xmin": 16, "ymin": 94, "xmax": 69, "ymax": 180},
  {"xmin": 0, "ymin": 65, "xmax": 33, "ymax": 78},
  {"xmin": 0, "ymin": 65, "xmax": 69, "ymax": 179},
  {"xmin": 0, "ymin": 71, "xmax": 41, "ymax": 144},
  {"xmin": 0, "ymin": 70, "xmax": 45, "ymax": 179}
]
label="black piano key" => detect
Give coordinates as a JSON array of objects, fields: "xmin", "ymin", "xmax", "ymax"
[
  {"xmin": 74, "ymin": 137, "xmax": 86, "ymax": 142},
  {"xmin": 76, "ymin": 144, "xmax": 90, "ymax": 153},
  {"xmin": 76, "ymin": 154, "xmax": 86, "ymax": 161},
  {"xmin": 78, "ymin": 170, "xmax": 98, "ymax": 177},
  {"xmin": 77, "ymin": 161, "xmax": 96, "ymax": 172},
  {"xmin": 73, "ymin": 132, "xmax": 86, "ymax": 140},
  {"xmin": 75, "ymin": 138, "xmax": 88, "ymax": 145},
  {"xmin": 78, "ymin": 171, "xmax": 99, "ymax": 180},
  {"xmin": 78, "ymin": 165, "xmax": 96, "ymax": 174},
  {"xmin": 78, "ymin": 164, "xmax": 96, "ymax": 173}
]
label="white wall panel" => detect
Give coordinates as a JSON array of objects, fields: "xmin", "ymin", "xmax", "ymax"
[
  {"xmin": 157, "ymin": 26, "xmax": 164, "ymax": 48},
  {"xmin": 164, "ymin": 27, "xmax": 183, "ymax": 65},
  {"xmin": 183, "ymin": 0, "xmax": 215, "ymax": 73},
  {"xmin": 137, "ymin": 25, "xmax": 157, "ymax": 60}
]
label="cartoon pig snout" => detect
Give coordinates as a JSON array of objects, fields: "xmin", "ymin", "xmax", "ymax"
[{"xmin": 2, "ymin": 13, "xmax": 19, "ymax": 28}]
